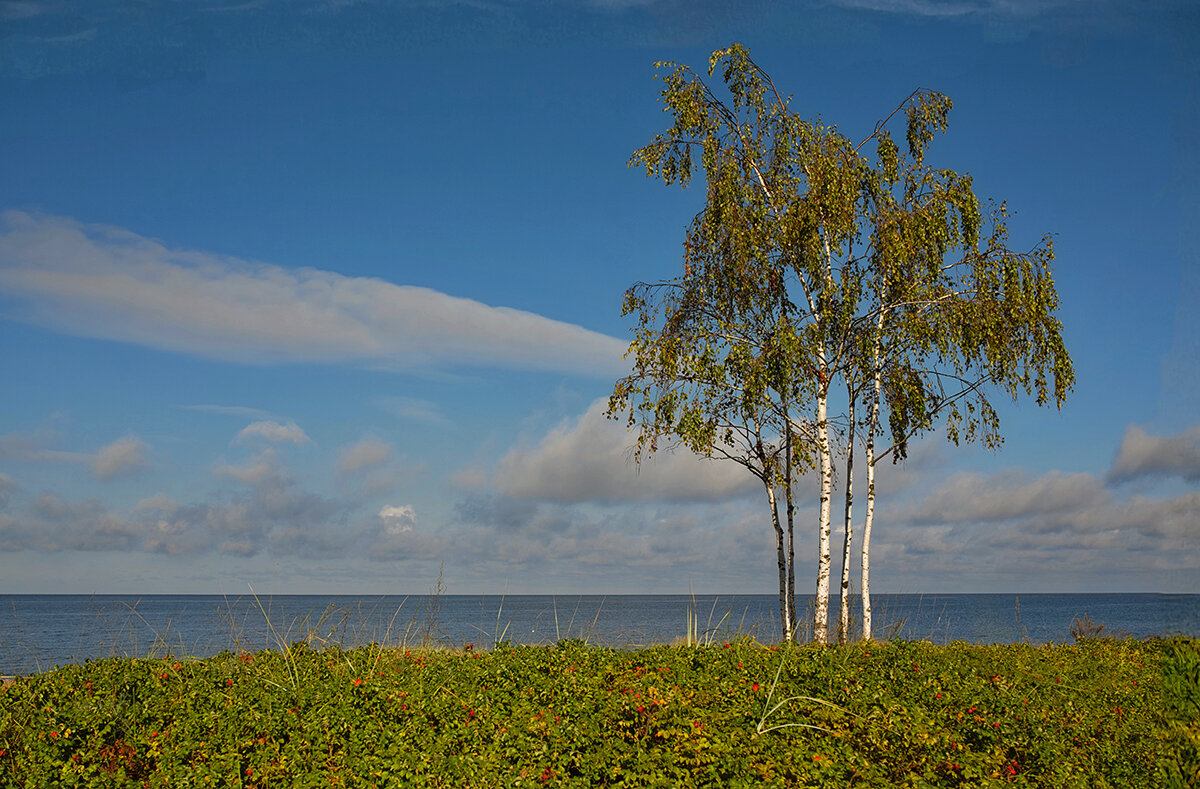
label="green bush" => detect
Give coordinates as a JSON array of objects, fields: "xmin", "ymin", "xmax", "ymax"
[
  {"xmin": 1162, "ymin": 638, "xmax": 1200, "ymax": 789},
  {"xmin": 0, "ymin": 638, "xmax": 1187, "ymax": 787}
]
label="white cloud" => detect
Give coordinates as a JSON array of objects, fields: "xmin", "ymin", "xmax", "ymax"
[
  {"xmin": 234, "ymin": 420, "xmax": 310, "ymax": 446},
  {"xmin": 0, "ymin": 211, "xmax": 627, "ymax": 376},
  {"xmin": 825, "ymin": 0, "xmax": 978, "ymax": 16},
  {"xmin": 0, "ymin": 473, "xmax": 16, "ymax": 507},
  {"xmin": 376, "ymin": 396, "xmax": 452, "ymax": 427},
  {"xmin": 492, "ymin": 398, "xmax": 760, "ymax": 503},
  {"xmin": 0, "ymin": 450, "xmax": 1193, "ymax": 593},
  {"xmin": 867, "ymin": 467, "xmax": 1200, "ymax": 590},
  {"xmin": 449, "ymin": 494, "xmax": 778, "ymax": 580},
  {"xmin": 451, "ymin": 466, "xmax": 489, "ymax": 490},
  {"xmin": 213, "ymin": 451, "xmax": 279, "ymax": 485},
  {"xmin": 39, "ymin": 27, "xmax": 97, "ymax": 44},
  {"xmin": 358, "ymin": 463, "xmax": 426, "ymax": 496},
  {"xmin": 336, "ymin": 436, "xmax": 393, "ymax": 473},
  {"xmin": 0, "ymin": 430, "xmax": 46, "ymax": 461},
  {"xmin": 90, "ymin": 436, "xmax": 150, "ymax": 479},
  {"xmin": 0, "ymin": 429, "xmax": 149, "ymax": 480},
  {"xmin": 585, "ymin": 0, "xmax": 659, "ymax": 8},
  {"xmin": 180, "ymin": 404, "xmax": 277, "ymax": 420},
  {"xmin": 908, "ymin": 470, "xmax": 1105, "ymax": 524},
  {"xmin": 0, "ymin": 1, "xmax": 46, "ymax": 21},
  {"xmin": 134, "ymin": 493, "xmax": 178, "ymax": 513},
  {"xmin": 821, "ymin": 0, "xmax": 1072, "ymax": 18},
  {"xmin": 2, "ymin": 493, "xmax": 143, "ymax": 552},
  {"xmin": 1108, "ymin": 424, "xmax": 1200, "ymax": 484},
  {"xmin": 0, "ymin": 429, "xmax": 84, "ymax": 466},
  {"xmin": 379, "ymin": 504, "xmax": 417, "ymax": 535},
  {"xmin": 334, "ymin": 436, "xmax": 422, "ymax": 495},
  {"xmin": 160, "ymin": 455, "xmax": 346, "ymax": 558}
]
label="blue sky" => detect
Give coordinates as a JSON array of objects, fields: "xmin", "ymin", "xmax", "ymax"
[{"xmin": 0, "ymin": 0, "xmax": 1196, "ymax": 595}]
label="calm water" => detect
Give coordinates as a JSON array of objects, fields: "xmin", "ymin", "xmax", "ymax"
[{"xmin": 1, "ymin": 593, "xmax": 1195, "ymax": 676}]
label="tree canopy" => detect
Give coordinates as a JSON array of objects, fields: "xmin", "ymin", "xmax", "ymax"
[{"xmin": 609, "ymin": 44, "xmax": 1073, "ymax": 643}]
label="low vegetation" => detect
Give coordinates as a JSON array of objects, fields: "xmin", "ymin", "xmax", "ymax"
[{"xmin": 1, "ymin": 635, "xmax": 1195, "ymax": 787}]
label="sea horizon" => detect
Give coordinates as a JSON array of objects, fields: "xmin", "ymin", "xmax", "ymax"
[{"xmin": 3, "ymin": 592, "xmax": 1195, "ymax": 677}]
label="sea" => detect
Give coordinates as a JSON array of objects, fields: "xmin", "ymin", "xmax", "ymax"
[{"xmin": 1, "ymin": 593, "xmax": 1196, "ymax": 677}]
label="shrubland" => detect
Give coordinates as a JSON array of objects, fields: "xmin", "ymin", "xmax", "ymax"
[{"xmin": 2, "ymin": 635, "xmax": 1195, "ymax": 787}]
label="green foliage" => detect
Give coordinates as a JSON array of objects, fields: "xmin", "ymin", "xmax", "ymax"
[
  {"xmin": 610, "ymin": 43, "xmax": 1075, "ymax": 645},
  {"xmin": 0, "ymin": 639, "xmax": 1187, "ymax": 787},
  {"xmin": 1161, "ymin": 638, "xmax": 1200, "ymax": 788},
  {"xmin": 613, "ymin": 41, "xmax": 1075, "ymax": 468}
]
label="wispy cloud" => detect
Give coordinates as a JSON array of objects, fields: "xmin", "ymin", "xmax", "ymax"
[
  {"xmin": 0, "ymin": 430, "xmax": 149, "ymax": 479},
  {"xmin": 336, "ymin": 436, "xmax": 393, "ymax": 474},
  {"xmin": 213, "ymin": 450, "xmax": 281, "ymax": 486},
  {"xmin": 334, "ymin": 435, "xmax": 424, "ymax": 496},
  {"xmin": 824, "ymin": 0, "xmax": 978, "ymax": 17},
  {"xmin": 375, "ymin": 396, "xmax": 453, "ymax": 427},
  {"xmin": 233, "ymin": 420, "xmax": 310, "ymax": 446},
  {"xmin": 0, "ymin": 212, "xmax": 627, "ymax": 377},
  {"xmin": 584, "ymin": 0, "xmax": 661, "ymax": 9},
  {"xmin": 0, "ymin": 430, "xmax": 55, "ymax": 463},
  {"xmin": 180, "ymin": 404, "xmax": 278, "ymax": 421},
  {"xmin": 134, "ymin": 493, "xmax": 178, "ymax": 513},
  {"xmin": 38, "ymin": 27, "xmax": 97, "ymax": 44},
  {"xmin": 820, "ymin": 0, "xmax": 1075, "ymax": 18},
  {"xmin": 0, "ymin": 1, "xmax": 45, "ymax": 21}
]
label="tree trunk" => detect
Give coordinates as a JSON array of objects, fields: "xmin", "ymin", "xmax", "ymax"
[
  {"xmin": 813, "ymin": 227, "xmax": 837, "ymax": 646},
  {"xmin": 861, "ymin": 452, "xmax": 875, "ymax": 640},
  {"xmin": 838, "ymin": 391, "xmax": 855, "ymax": 645},
  {"xmin": 765, "ymin": 478, "xmax": 792, "ymax": 642},
  {"xmin": 785, "ymin": 426, "xmax": 796, "ymax": 641},
  {"xmin": 814, "ymin": 389, "xmax": 833, "ymax": 645},
  {"xmin": 861, "ymin": 309, "xmax": 885, "ymax": 641}
]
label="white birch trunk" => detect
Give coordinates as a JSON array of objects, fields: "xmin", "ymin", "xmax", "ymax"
[
  {"xmin": 814, "ymin": 389, "xmax": 832, "ymax": 645},
  {"xmin": 838, "ymin": 391, "xmax": 855, "ymax": 645},
  {"xmin": 861, "ymin": 423, "xmax": 876, "ymax": 642},
  {"xmin": 861, "ymin": 309, "xmax": 885, "ymax": 641},
  {"xmin": 785, "ymin": 426, "xmax": 796, "ymax": 641},
  {"xmin": 765, "ymin": 478, "xmax": 792, "ymax": 643}
]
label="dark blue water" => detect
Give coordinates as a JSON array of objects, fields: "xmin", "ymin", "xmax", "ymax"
[{"xmin": 1, "ymin": 593, "xmax": 1195, "ymax": 676}]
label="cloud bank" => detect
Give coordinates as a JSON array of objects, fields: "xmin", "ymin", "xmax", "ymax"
[
  {"xmin": 0, "ymin": 211, "xmax": 627, "ymax": 376},
  {"xmin": 876, "ymin": 469, "xmax": 1199, "ymax": 588},
  {"xmin": 1108, "ymin": 424, "xmax": 1200, "ymax": 484},
  {"xmin": 1, "ymin": 410, "xmax": 1194, "ymax": 592},
  {"xmin": 492, "ymin": 399, "xmax": 760, "ymax": 503}
]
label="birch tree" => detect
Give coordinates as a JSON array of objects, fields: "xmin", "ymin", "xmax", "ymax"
[
  {"xmin": 611, "ymin": 44, "xmax": 1073, "ymax": 645},
  {"xmin": 839, "ymin": 93, "xmax": 1075, "ymax": 641},
  {"xmin": 608, "ymin": 267, "xmax": 812, "ymax": 641},
  {"xmin": 608, "ymin": 44, "xmax": 862, "ymax": 643}
]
